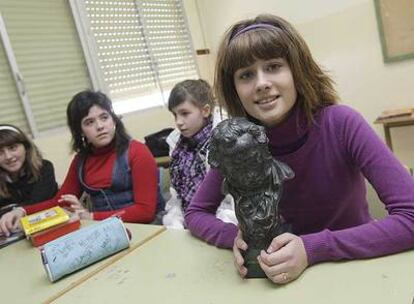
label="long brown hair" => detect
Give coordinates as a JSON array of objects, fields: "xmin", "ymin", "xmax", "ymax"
[
  {"xmin": 0, "ymin": 125, "xmax": 43, "ymax": 198},
  {"xmin": 214, "ymin": 14, "xmax": 338, "ymax": 123}
]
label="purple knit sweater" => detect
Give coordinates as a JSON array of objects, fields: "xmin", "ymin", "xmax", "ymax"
[{"xmin": 185, "ymin": 105, "xmax": 414, "ymax": 265}]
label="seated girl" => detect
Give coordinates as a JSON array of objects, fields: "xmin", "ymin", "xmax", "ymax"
[
  {"xmin": 0, "ymin": 91, "xmax": 158, "ymax": 235},
  {"xmin": 162, "ymin": 79, "xmax": 236, "ymax": 229},
  {"xmin": 0, "ymin": 124, "xmax": 58, "ymax": 233},
  {"xmin": 185, "ymin": 14, "xmax": 414, "ymax": 284}
]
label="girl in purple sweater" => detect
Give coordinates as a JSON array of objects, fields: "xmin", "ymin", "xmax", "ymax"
[{"xmin": 185, "ymin": 14, "xmax": 414, "ymax": 284}]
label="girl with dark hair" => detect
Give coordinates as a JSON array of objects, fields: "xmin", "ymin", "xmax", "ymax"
[
  {"xmin": 185, "ymin": 14, "xmax": 414, "ymax": 284},
  {"xmin": 0, "ymin": 91, "xmax": 159, "ymax": 235},
  {"xmin": 0, "ymin": 124, "xmax": 58, "ymax": 230}
]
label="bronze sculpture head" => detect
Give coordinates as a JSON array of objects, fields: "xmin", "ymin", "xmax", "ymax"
[{"xmin": 209, "ymin": 118, "xmax": 294, "ymax": 277}]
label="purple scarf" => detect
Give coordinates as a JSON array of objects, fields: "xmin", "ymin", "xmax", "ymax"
[{"xmin": 170, "ymin": 121, "xmax": 213, "ymax": 211}]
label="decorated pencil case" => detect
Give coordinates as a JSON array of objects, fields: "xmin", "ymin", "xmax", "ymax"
[{"xmin": 40, "ymin": 217, "xmax": 130, "ymax": 282}]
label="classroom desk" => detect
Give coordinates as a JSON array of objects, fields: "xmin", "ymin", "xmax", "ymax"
[
  {"xmin": 53, "ymin": 229, "xmax": 414, "ymax": 304},
  {"xmin": 374, "ymin": 115, "xmax": 414, "ymax": 151},
  {"xmin": 0, "ymin": 222, "xmax": 165, "ymax": 304}
]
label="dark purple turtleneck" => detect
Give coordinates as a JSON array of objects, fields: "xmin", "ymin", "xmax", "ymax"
[{"xmin": 185, "ymin": 104, "xmax": 414, "ymax": 265}]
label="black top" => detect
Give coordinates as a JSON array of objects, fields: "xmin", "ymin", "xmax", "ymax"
[{"xmin": 0, "ymin": 159, "xmax": 58, "ymax": 208}]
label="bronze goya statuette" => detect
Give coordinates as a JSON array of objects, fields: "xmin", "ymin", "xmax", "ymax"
[{"xmin": 209, "ymin": 118, "xmax": 294, "ymax": 278}]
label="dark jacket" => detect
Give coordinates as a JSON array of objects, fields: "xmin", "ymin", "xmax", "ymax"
[{"xmin": 0, "ymin": 159, "xmax": 58, "ymax": 208}]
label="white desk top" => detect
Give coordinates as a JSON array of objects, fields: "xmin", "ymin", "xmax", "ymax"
[
  {"xmin": 53, "ymin": 229, "xmax": 414, "ymax": 304},
  {"xmin": 0, "ymin": 222, "xmax": 165, "ymax": 304}
]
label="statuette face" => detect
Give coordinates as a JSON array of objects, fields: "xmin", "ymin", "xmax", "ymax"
[{"xmin": 209, "ymin": 118, "xmax": 294, "ymax": 278}]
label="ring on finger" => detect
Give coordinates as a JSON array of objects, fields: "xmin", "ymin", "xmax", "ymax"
[{"xmin": 281, "ymin": 272, "xmax": 289, "ymax": 281}]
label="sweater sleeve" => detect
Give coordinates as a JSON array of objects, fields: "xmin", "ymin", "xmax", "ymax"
[
  {"xmin": 301, "ymin": 106, "xmax": 414, "ymax": 265},
  {"xmin": 185, "ymin": 169, "xmax": 238, "ymax": 248},
  {"xmin": 92, "ymin": 141, "xmax": 157, "ymax": 223},
  {"xmin": 24, "ymin": 156, "xmax": 82, "ymax": 214}
]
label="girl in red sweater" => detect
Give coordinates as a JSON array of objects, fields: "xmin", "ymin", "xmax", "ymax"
[{"xmin": 0, "ymin": 91, "xmax": 158, "ymax": 235}]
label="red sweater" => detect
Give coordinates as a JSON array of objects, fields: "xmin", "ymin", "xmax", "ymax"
[{"xmin": 24, "ymin": 140, "xmax": 158, "ymax": 223}]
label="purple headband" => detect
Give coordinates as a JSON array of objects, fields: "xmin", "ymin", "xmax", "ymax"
[{"xmin": 229, "ymin": 23, "xmax": 277, "ymax": 43}]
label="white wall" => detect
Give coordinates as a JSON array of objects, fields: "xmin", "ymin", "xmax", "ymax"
[{"xmin": 183, "ymin": 0, "xmax": 214, "ymax": 82}]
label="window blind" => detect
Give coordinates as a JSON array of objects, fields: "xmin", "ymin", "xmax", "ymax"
[
  {"xmin": 0, "ymin": 0, "xmax": 91, "ymax": 133},
  {"xmin": 0, "ymin": 37, "xmax": 29, "ymax": 133},
  {"xmin": 140, "ymin": 0, "xmax": 198, "ymax": 89},
  {"xmin": 84, "ymin": 0, "xmax": 157, "ymax": 102},
  {"xmin": 83, "ymin": 0, "xmax": 198, "ymax": 105}
]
